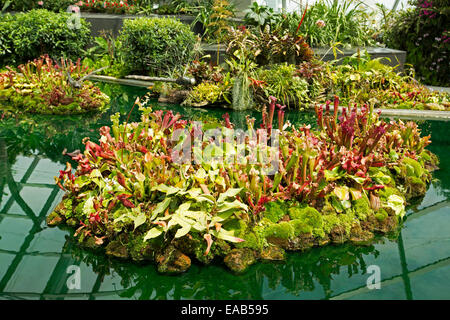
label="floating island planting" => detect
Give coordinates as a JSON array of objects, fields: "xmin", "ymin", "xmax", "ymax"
[
  {"xmin": 48, "ymin": 96, "xmax": 439, "ymax": 273},
  {"xmin": 0, "ymin": 56, "xmax": 110, "ymax": 115}
]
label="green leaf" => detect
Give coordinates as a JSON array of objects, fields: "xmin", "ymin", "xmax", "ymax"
[
  {"xmin": 386, "ymin": 195, "xmax": 405, "ymax": 217},
  {"xmin": 217, "ymin": 188, "xmax": 242, "ymax": 203},
  {"xmin": 334, "ymin": 186, "xmax": 350, "ymax": 201},
  {"xmin": 89, "ymin": 169, "xmax": 102, "ymax": 178},
  {"xmin": 133, "ymin": 208, "xmax": 146, "ymax": 230},
  {"xmin": 174, "ymin": 224, "xmax": 191, "ymax": 238},
  {"xmin": 212, "ymin": 229, "xmax": 244, "ymax": 243},
  {"xmin": 324, "ymin": 167, "xmax": 343, "ymax": 181},
  {"xmin": 151, "ymin": 184, "xmax": 180, "ymax": 195},
  {"xmin": 151, "ymin": 198, "xmax": 171, "ymax": 220},
  {"xmin": 143, "ymin": 227, "xmax": 163, "ymax": 241},
  {"xmin": 217, "ymin": 200, "xmax": 248, "ymax": 213}
]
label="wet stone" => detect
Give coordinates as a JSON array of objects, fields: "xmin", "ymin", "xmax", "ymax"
[
  {"xmin": 156, "ymin": 246, "xmax": 191, "ymax": 274},
  {"xmin": 105, "ymin": 240, "xmax": 129, "ymax": 259},
  {"xmin": 224, "ymin": 248, "xmax": 257, "ymax": 273},
  {"xmin": 260, "ymin": 245, "xmax": 286, "ymax": 261}
]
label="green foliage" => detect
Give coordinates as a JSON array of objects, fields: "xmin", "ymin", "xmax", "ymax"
[
  {"xmin": 402, "ymin": 157, "xmax": 425, "ymax": 178},
  {"xmin": 319, "ymin": 53, "xmax": 450, "ymax": 110},
  {"xmin": 243, "ymin": 0, "xmax": 377, "ymax": 47},
  {"xmin": 185, "ymin": 82, "xmax": 229, "ymax": 106},
  {"xmin": 118, "ymin": 17, "xmax": 197, "ymax": 76},
  {"xmin": 49, "ymin": 96, "xmax": 438, "ymax": 271},
  {"xmin": 0, "ymin": 56, "xmax": 110, "ymax": 114},
  {"xmin": 83, "ymin": 33, "xmax": 128, "ymax": 78},
  {"xmin": 264, "ymin": 221, "xmax": 295, "ymax": 239},
  {"xmin": 264, "ymin": 201, "xmax": 286, "ymax": 223},
  {"xmin": 382, "ymin": 0, "xmax": 450, "ymax": 86},
  {"xmin": 0, "ymin": 9, "xmax": 90, "ymax": 66},
  {"xmin": 192, "ymin": 0, "xmax": 235, "ymax": 42},
  {"xmin": 255, "ymin": 63, "xmax": 312, "ymax": 108}
]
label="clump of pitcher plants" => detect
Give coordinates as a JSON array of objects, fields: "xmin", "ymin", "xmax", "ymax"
[
  {"xmin": 0, "ymin": 55, "xmax": 110, "ymax": 115},
  {"xmin": 48, "ymin": 95, "xmax": 439, "ymax": 273}
]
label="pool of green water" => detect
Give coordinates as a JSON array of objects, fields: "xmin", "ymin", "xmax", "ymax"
[{"xmin": 0, "ymin": 83, "xmax": 449, "ymax": 300}]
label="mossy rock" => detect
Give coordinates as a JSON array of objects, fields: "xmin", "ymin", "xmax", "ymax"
[
  {"xmin": 405, "ymin": 176, "xmax": 427, "ymax": 199},
  {"xmin": 128, "ymin": 234, "xmax": 159, "ymax": 262},
  {"xmin": 156, "ymin": 245, "xmax": 191, "ymax": 274},
  {"xmin": 80, "ymin": 235, "xmax": 103, "ymax": 250},
  {"xmin": 266, "ymin": 232, "xmax": 316, "ymax": 251},
  {"xmin": 105, "ymin": 240, "xmax": 129, "ymax": 259},
  {"xmin": 349, "ymin": 224, "xmax": 374, "ymax": 245},
  {"xmin": 362, "ymin": 214, "xmax": 399, "ymax": 234},
  {"xmin": 329, "ymin": 225, "xmax": 348, "ymax": 244},
  {"xmin": 46, "ymin": 210, "xmax": 64, "ymax": 227},
  {"xmin": 259, "ymin": 245, "xmax": 286, "ymax": 261},
  {"xmin": 173, "ymin": 234, "xmax": 224, "ymax": 264},
  {"xmin": 264, "ymin": 201, "xmax": 286, "ymax": 223},
  {"xmin": 224, "ymin": 248, "xmax": 257, "ymax": 273}
]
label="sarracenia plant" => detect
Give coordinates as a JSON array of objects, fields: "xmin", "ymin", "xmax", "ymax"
[{"xmin": 55, "ymin": 95, "xmax": 433, "ymax": 256}]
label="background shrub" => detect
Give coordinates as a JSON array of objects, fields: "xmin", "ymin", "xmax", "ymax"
[
  {"xmin": 383, "ymin": 0, "xmax": 449, "ymax": 86},
  {"xmin": 0, "ymin": 0, "xmax": 74, "ymax": 12},
  {"xmin": 118, "ymin": 17, "xmax": 197, "ymax": 76},
  {"xmin": 0, "ymin": 9, "xmax": 91, "ymax": 66}
]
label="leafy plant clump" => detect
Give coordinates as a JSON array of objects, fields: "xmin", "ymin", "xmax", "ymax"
[
  {"xmin": 0, "ymin": 9, "xmax": 91, "ymax": 66},
  {"xmin": 319, "ymin": 53, "xmax": 450, "ymax": 110},
  {"xmin": 243, "ymin": 0, "xmax": 378, "ymax": 48},
  {"xmin": 118, "ymin": 17, "xmax": 197, "ymax": 76},
  {"xmin": 0, "ymin": 56, "xmax": 110, "ymax": 115},
  {"xmin": 382, "ymin": 0, "xmax": 449, "ymax": 86},
  {"xmin": 48, "ymin": 96, "xmax": 438, "ymax": 274}
]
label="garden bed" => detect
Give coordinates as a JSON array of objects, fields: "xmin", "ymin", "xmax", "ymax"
[{"xmin": 46, "ymin": 96, "xmax": 439, "ymax": 273}]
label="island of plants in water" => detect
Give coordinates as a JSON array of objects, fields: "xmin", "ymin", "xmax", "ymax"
[
  {"xmin": 47, "ymin": 95, "xmax": 439, "ymax": 273},
  {"xmin": 0, "ymin": 56, "xmax": 110, "ymax": 115}
]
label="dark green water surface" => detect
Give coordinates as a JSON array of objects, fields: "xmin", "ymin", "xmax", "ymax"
[{"xmin": 0, "ymin": 84, "xmax": 449, "ymax": 300}]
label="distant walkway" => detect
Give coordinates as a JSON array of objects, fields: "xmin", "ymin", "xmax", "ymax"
[{"xmin": 426, "ymin": 85, "xmax": 450, "ymax": 94}]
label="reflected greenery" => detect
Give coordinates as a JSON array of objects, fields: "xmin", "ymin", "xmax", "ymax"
[{"xmin": 63, "ymin": 231, "xmax": 385, "ymax": 300}]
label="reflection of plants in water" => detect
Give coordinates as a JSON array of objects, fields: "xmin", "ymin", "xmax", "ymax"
[
  {"xmin": 417, "ymin": 120, "xmax": 450, "ymax": 196},
  {"xmin": 0, "ymin": 113, "xmax": 102, "ymax": 165},
  {"xmin": 63, "ymin": 233, "xmax": 382, "ymax": 300}
]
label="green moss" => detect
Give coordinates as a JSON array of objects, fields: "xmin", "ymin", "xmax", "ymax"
[
  {"xmin": 264, "ymin": 201, "xmax": 286, "ymax": 223},
  {"xmin": 290, "ymin": 219, "xmax": 313, "ymax": 236},
  {"xmin": 378, "ymin": 186, "xmax": 401, "ymax": 200},
  {"xmin": 264, "ymin": 221, "xmax": 295, "ymax": 239},
  {"xmin": 322, "ymin": 212, "xmax": 355, "ymax": 236},
  {"xmin": 288, "ymin": 205, "xmax": 324, "ymax": 237},
  {"xmin": 408, "ymin": 176, "xmax": 426, "ymax": 186},
  {"xmin": 236, "ymin": 226, "xmax": 266, "ymax": 251},
  {"xmin": 322, "ymin": 214, "xmax": 340, "ymax": 234},
  {"xmin": 223, "ymin": 219, "xmax": 248, "ymax": 238},
  {"xmin": 62, "ymin": 198, "xmax": 73, "ymax": 218},
  {"xmin": 375, "ymin": 208, "xmax": 389, "ymax": 221},
  {"xmin": 127, "ymin": 234, "xmax": 158, "ymax": 262},
  {"xmin": 352, "ymin": 196, "xmax": 372, "ymax": 220}
]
